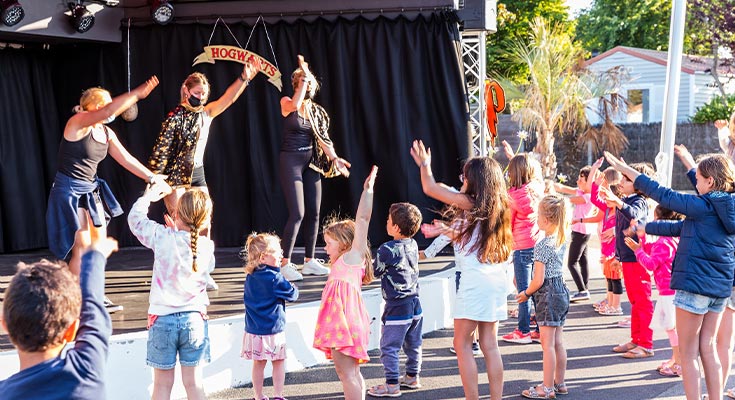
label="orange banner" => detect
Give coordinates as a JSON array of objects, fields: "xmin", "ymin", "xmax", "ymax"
[{"xmin": 193, "ymin": 45, "xmax": 282, "ymax": 91}]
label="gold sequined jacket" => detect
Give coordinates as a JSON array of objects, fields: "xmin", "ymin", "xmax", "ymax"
[{"xmin": 148, "ymin": 105, "xmax": 202, "ymax": 188}]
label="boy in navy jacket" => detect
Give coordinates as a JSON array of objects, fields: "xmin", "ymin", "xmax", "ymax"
[
  {"xmin": 368, "ymin": 202, "xmax": 424, "ymax": 397},
  {"xmin": 0, "ymin": 231, "xmax": 116, "ymax": 400}
]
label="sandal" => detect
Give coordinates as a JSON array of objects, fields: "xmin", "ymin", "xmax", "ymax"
[
  {"xmin": 553, "ymin": 382, "xmax": 569, "ymax": 395},
  {"xmin": 521, "ymin": 384, "xmax": 556, "ymax": 399},
  {"xmin": 367, "ymin": 383, "xmax": 402, "ymax": 398},
  {"xmin": 612, "ymin": 342, "xmax": 637, "ymax": 353},
  {"xmin": 656, "ymin": 360, "xmax": 673, "ymax": 371},
  {"xmin": 622, "ymin": 347, "xmax": 654, "ymax": 359},
  {"xmin": 726, "ymin": 387, "xmax": 735, "ymax": 399},
  {"xmin": 659, "ymin": 364, "xmax": 682, "ymax": 377}
]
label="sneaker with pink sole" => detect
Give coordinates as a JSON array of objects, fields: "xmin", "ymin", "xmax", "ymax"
[{"xmin": 502, "ymin": 329, "xmax": 532, "ymax": 344}]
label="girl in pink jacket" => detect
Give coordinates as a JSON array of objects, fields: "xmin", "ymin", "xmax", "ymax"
[
  {"xmin": 589, "ymin": 159, "xmax": 625, "ymax": 316},
  {"xmin": 502, "ymin": 153, "xmax": 545, "ymax": 344},
  {"xmin": 625, "ymin": 205, "xmax": 683, "ymax": 376}
]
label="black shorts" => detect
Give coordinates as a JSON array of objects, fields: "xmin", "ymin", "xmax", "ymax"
[{"xmin": 191, "ymin": 166, "xmax": 207, "ymax": 187}]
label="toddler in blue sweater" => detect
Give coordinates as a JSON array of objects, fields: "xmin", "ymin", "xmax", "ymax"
[{"xmin": 241, "ymin": 233, "xmax": 299, "ymax": 400}]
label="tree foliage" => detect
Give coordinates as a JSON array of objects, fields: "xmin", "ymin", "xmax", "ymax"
[
  {"xmin": 487, "ymin": 0, "xmax": 572, "ymax": 84},
  {"xmin": 691, "ymin": 94, "xmax": 735, "ymax": 124},
  {"xmin": 574, "ymin": 0, "xmax": 673, "ymax": 55},
  {"xmin": 494, "ymin": 17, "xmax": 591, "ymax": 177}
]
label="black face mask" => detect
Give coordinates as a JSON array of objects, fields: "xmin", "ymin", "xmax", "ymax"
[{"xmin": 188, "ymin": 95, "xmax": 202, "ymax": 107}]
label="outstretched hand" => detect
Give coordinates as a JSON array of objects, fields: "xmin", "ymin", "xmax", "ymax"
[
  {"xmin": 243, "ymin": 58, "xmax": 261, "ymax": 81},
  {"xmin": 77, "ymin": 214, "xmax": 118, "ymax": 259},
  {"xmin": 421, "ymin": 220, "xmax": 447, "ymax": 239},
  {"xmin": 410, "ymin": 140, "xmax": 432, "ymax": 168},
  {"xmin": 673, "ymin": 144, "xmax": 696, "ymax": 170},
  {"xmin": 144, "ymin": 179, "xmax": 173, "ymax": 202},
  {"xmin": 501, "ymin": 140, "xmax": 514, "ymax": 160},
  {"xmin": 364, "ymin": 165, "xmax": 378, "ymax": 191},
  {"xmin": 134, "ymin": 76, "xmax": 159, "ymax": 100},
  {"xmin": 335, "ymin": 157, "xmax": 352, "ymax": 178},
  {"xmin": 603, "ymin": 151, "xmax": 627, "ymax": 170},
  {"xmin": 297, "ymin": 55, "xmax": 313, "ymax": 78},
  {"xmin": 715, "ymin": 119, "xmax": 729, "ymax": 130}
]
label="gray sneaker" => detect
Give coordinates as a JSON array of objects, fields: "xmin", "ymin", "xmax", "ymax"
[
  {"xmin": 570, "ymin": 291, "xmax": 590, "ymax": 302},
  {"xmin": 281, "ymin": 263, "xmax": 303, "ymax": 281}
]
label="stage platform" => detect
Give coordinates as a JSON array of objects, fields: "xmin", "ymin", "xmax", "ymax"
[{"xmin": 0, "ymin": 246, "xmax": 455, "ymax": 352}]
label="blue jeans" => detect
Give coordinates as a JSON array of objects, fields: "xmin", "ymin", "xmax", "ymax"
[
  {"xmin": 146, "ymin": 312, "xmax": 210, "ymax": 369},
  {"xmin": 379, "ymin": 297, "xmax": 423, "ymax": 384},
  {"xmin": 514, "ymin": 248, "xmax": 535, "ymax": 334}
]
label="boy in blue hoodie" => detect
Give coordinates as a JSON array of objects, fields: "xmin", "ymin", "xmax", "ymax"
[
  {"xmin": 367, "ymin": 202, "xmax": 423, "ymax": 398},
  {"xmin": 0, "ymin": 230, "xmax": 116, "ymax": 400}
]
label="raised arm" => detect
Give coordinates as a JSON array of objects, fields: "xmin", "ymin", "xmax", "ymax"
[
  {"xmin": 127, "ymin": 181, "xmax": 173, "ymax": 249},
  {"xmin": 65, "ymin": 77, "xmax": 158, "ymax": 139},
  {"xmin": 280, "ymin": 55, "xmax": 313, "ymax": 116},
  {"xmin": 107, "ymin": 130, "xmax": 169, "ymax": 188},
  {"xmin": 344, "ymin": 166, "xmax": 378, "ymax": 265},
  {"xmin": 604, "ymin": 151, "xmax": 641, "ymax": 182},
  {"xmin": 410, "ymin": 140, "xmax": 473, "ymax": 210},
  {"xmin": 204, "ymin": 60, "xmax": 259, "ymax": 119}
]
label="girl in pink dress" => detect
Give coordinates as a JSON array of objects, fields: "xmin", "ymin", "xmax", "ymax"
[{"xmin": 313, "ymin": 166, "xmax": 377, "ymax": 400}]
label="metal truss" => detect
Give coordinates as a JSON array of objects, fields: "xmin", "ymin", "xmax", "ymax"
[{"xmin": 460, "ymin": 30, "xmax": 488, "ymax": 156}]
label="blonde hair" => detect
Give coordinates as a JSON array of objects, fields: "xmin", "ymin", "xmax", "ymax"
[
  {"xmin": 507, "ymin": 153, "xmax": 542, "ymax": 189},
  {"xmin": 76, "ymin": 87, "xmax": 110, "ymax": 112},
  {"xmin": 180, "ymin": 72, "xmax": 210, "ymax": 104},
  {"xmin": 697, "ymin": 154, "xmax": 735, "ymax": 193},
  {"xmin": 291, "ymin": 68, "xmax": 320, "ymax": 96},
  {"xmin": 538, "ymin": 194, "xmax": 570, "ymax": 247},
  {"xmin": 241, "ymin": 233, "xmax": 281, "ymax": 276},
  {"xmin": 322, "ymin": 218, "xmax": 374, "ymax": 285},
  {"xmin": 177, "ymin": 189, "xmax": 213, "ymax": 272}
]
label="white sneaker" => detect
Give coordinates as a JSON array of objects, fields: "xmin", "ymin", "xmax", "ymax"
[
  {"xmin": 281, "ymin": 263, "xmax": 303, "ymax": 281},
  {"xmin": 302, "ymin": 258, "xmax": 330, "ymax": 276}
]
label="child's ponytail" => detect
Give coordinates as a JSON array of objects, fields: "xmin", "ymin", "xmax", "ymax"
[
  {"xmin": 176, "ymin": 190, "xmax": 213, "ymax": 272},
  {"xmin": 539, "ymin": 194, "xmax": 571, "ymax": 248}
]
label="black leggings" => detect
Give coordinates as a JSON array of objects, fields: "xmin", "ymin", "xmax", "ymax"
[
  {"xmin": 279, "ymin": 150, "xmax": 321, "ymax": 260},
  {"xmin": 607, "ymin": 278, "xmax": 623, "ymax": 295},
  {"xmin": 567, "ymin": 231, "xmax": 591, "ymax": 292}
]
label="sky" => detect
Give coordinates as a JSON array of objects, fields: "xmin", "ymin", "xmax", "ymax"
[{"xmin": 565, "ymin": 0, "xmax": 593, "ymax": 16}]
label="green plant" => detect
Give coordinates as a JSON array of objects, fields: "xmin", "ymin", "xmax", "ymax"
[{"xmin": 691, "ymin": 94, "xmax": 735, "ymax": 123}]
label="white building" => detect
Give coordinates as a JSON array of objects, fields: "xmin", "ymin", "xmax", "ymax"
[{"xmin": 584, "ymin": 46, "xmax": 735, "ymax": 124}]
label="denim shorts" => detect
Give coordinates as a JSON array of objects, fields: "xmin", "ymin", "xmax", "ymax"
[
  {"xmin": 674, "ymin": 289, "xmax": 727, "ymax": 315},
  {"xmin": 147, "ymin": 312, "xmax": 210, "ymax": 369},
  {"xmin": 728, "ymin": 287, "xmax": 735, "ymax": 311}
]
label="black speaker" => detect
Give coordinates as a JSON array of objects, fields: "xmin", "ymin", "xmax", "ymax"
[{"xmin": 456, "ymin": 0, "xmax": 497, "ymax": 32}]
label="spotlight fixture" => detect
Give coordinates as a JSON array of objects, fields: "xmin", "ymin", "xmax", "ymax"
[
  {"xmin": 151, "ymin": 0, "xmax": 173, "ymax": 25},
  {"xmin": 68, "ymin": 2, "xmax": 94, "ymax": 33},
  {"xmin": 0, "ymin": 0, "xmax": 25, "ymax": 27}
]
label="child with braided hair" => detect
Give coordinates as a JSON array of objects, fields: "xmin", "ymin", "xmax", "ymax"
[{"xmin": 128, "ymin": 183, "xmax": 215, "ymax": 400}]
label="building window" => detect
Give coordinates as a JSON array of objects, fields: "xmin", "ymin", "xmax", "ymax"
[{"xmin": 627, "ymin": 89, "xmax": 649, "ymax": 123}]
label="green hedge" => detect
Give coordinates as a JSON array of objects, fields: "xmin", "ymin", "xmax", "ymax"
[{"xmin": 691, "ymin": 94, "xmax": 735, "ymax": 123}]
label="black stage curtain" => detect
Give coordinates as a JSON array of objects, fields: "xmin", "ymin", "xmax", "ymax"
[{"xmin": 0, "ymin": 13, "xmax": 469, "ymax": 253}]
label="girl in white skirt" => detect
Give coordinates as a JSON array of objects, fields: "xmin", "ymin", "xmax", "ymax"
[{"xmin": 241, "ymin": 233, "xmax": 299, "ymax": 400}]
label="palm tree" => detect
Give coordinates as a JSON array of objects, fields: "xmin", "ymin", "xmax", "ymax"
[{"xmin": 494, "ymin": 17, "xmax": 628, "ymax": 177}]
